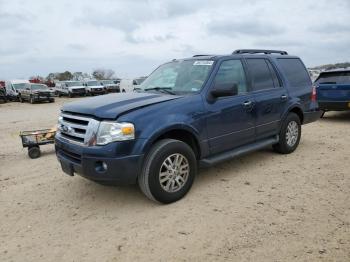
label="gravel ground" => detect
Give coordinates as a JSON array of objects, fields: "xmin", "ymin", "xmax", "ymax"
[{"xmin": 0, "ymin": 97, "xmax": 349, "ymax": 262}]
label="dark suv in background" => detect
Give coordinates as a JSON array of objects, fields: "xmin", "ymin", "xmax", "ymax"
[
  {"xmin": 55, "ymin": 49, "xmax": 321, "ymax": 203},
  {"xmin": 19, "ymin": 83, "xmax": 55, "ymax": 103}
]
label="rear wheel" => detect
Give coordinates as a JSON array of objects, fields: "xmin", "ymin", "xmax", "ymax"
[
  {"xmin": 28, "ymin": 146, "xmax": 41, "ymax": 159},
  {"xmin": 273, "ymin": 112, "xmax": 301, "ymax": 154},
  {"xmin": 138, "ymin": 139, "xmax": 197, "ymax": 204}
]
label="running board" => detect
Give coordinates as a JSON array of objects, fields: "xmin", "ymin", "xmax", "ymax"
[{"xmin": 199, "ymin": 136, "xmax": 279, "ymax": 167}]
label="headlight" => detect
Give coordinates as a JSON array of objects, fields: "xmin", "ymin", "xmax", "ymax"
[{"xmin": 96, "ymin": 122, "xmax": 135, "ymax": 145}]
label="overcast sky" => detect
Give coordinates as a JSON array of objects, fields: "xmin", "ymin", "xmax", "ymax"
[{"xmin": 0, "ymin": 0, "xmax": 349, "ymax": 79}]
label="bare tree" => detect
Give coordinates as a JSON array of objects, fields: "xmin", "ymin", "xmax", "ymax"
[{"xmin": 92, "ymin": 68, "xmax": 115, "ymax": 80}]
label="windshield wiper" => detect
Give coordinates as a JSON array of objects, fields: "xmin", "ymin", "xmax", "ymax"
[{"xmin": 144, "ymin": 87, "xmax": 176, "ymax": 95}]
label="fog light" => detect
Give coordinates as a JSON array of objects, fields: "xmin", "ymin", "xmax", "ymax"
[{"xmin": 95, "ymin": 161, "xmax": 108, "ymax": 173}]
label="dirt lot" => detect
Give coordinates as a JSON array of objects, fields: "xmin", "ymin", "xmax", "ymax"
[{"xmin": 0, "ymin": 97, "xmax": 349, "ymax": 262}]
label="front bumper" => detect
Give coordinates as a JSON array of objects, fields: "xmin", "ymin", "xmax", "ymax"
[
  {"xmin": 34, "ymin": 96, "xmax": 53, "ymax": 102},
  {"xmin": 90, "ymin": 89, "xmax": 105, "ymax": 94},
  {"xmin": 55, "ymin": 136, "xmax": 144, "ymax": 185}
]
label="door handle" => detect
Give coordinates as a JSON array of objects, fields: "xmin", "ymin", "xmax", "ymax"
[
  {"xmin": 243, "ymin": 101, "xmax": 253, "ymax": 107},
  {"xmin": 281, "ymin": 95, "xmax": 288, "ymax": 101}
]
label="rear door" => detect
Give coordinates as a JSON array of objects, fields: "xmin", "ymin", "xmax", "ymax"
[
  {"xmin": 205, "ymin": 59, "xmax": 255, "ymax": 154},
  {"xmin": 276, "ymin": 58, "xmax": 313, "ymax": 111},
  {"xmin": 245, "ymin": 58, "xmax": 288, "ymax": 140}
]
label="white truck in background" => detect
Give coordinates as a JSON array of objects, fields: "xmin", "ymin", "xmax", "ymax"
[
  {"xmin": 119, "ymin": 77, "xmax": 147, "ymax": 92},
  {"xmin": 55, "ymin": 81, "xmax": 86, "ymax": 97},
  {"xmin": 5, "ymin": 80, "xmax": 30, "ymax": 101}
]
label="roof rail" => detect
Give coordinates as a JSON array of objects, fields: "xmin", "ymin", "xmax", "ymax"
[
  {"xmin": 192, "ymin": 54, "xmax": 214, "ymax": 57},
  {"xmin": 233, "ymin": 49, "xmax": 288, "ymax": 55}
]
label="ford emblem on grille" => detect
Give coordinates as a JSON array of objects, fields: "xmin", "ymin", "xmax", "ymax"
[{"xmin": 62, "ymin": 125, "xmax": 73, "ymax": 134}]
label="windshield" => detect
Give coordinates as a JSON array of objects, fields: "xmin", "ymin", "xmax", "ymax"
[
  {"xmin": 87, "ymin": 81, "xmax": 101, "ymax": 86},
  {"xmin": 13, "ymin": 83, "xmax": 26, "ymax": 90},
  {"xmin": 65, "ymin": 81, "xmax": 82, "ymax": 87},
  {"xmin": 31, "ymin": 84, "xmax": 47, "ymax": 90},
  {"xmin": 102, "ymin": 80, "xmax": 113, "ymax": 85},
  {"xmin": 139, "ymin": 60, "xmax": 214, "ymax": 94},
  {"xmin": 316, "ymin": 71, "xmax": 350, "ymax": 84}
]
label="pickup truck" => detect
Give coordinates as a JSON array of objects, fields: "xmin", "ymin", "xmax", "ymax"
[
  {"xmin": 100, "ymin": 80, "xmax": 120, "ymax": 93},
  {"xmin": 55, "ymin": 81, "xmax": 86, "ymax": 97},
  {"xmin": 315, "ymin": 69, "xmax": 350, "ymax": 114},
  {"xmin": 55, "ymin": 49, "xmax": 321, "ymax": 203},
  {"xmin": 19, "ymin": 83, "xmax": 55, "ymax": 103},
  {"xmin": 84, "ymin": 80, "xmax": 105, "ymax": 96}
]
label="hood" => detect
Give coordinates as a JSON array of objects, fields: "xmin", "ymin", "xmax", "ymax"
[{"xmin": 62, "ymin": 92, "xmax": 181, "ymax": 119}]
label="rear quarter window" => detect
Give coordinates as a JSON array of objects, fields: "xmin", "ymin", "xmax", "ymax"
[{"xmin": 277, "ymin": 58, "xmax": 311, "ymax": 88}]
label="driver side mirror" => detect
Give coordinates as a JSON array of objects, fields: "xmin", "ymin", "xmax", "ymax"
[{"xmin": 210, "ymin": 83, "xmax": 238, "ymax": 98}]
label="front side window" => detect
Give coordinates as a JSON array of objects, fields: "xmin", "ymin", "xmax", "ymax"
[
  {"xmin": 213, "ymin": 60, "xmax": 247, "ymax": 94},
  {"xmin": 139, "ymin": 60, "xmax": 213, "ymax": 94},
  {"xmin": 246, "ymin": 59, "xmax": 275, "ymax": 91}
]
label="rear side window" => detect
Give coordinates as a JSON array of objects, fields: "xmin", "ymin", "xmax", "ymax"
[
  {"xmin": 246, "ymin": 59, "xmax": 275, "ymax": 91},
  {"xmin": 315, "ymin": 71, "xmax": 350, "ymax": 84},
  {"xmin": 277, "ymin": 58, "xmax": 311, "ymax": 87}
]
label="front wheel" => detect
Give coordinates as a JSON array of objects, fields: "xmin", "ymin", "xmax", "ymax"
[
  {"xmin": 138, "ymin": 139, "xmax": 197, "ymax": 204},
  {"xmin": 273, "ymin": 112, "xmax": 301, "ymax": 154}
]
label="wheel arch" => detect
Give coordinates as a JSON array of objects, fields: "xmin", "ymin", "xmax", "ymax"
[
  {"xmin": 144, "ymin": 125, "xmax": 202, "ymax": 160},
  {"xmin": 283, "ymin": 104, "xmax": 304, "ymax": 124}
]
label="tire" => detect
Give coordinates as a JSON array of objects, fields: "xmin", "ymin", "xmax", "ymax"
[
  {"xmin": 28, "ymin": 146, "xmax": 41, "ymax": 159},
  {"xmin": 273, "ymin": 112, "xmax": 301, "ymax": 154},
  {"xmin": 138, "ymin": 139, "xmax": 197, "ymax": 204},
  {"xmin": 49, "ymin": 98, "xmax": 55, "ymax": 103},
  {"xmin": 29, "ymin": 96, "xmax": 34, "ymax": 104},
  {"xmin": 68, "ymin": 92, "xmax": 73, "ymax": 98},
  {"xmin": 320, "ymin": 110, "xmax": 326, "ymax": 118},
  {"xmin": 19, "ymin": 95, "xmax": 24, "ymax": 103}
]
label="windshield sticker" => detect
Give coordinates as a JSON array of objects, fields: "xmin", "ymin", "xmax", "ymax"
[{"xmin": 193, "ymin": 61, "xmax": 214, "ymax": 66}]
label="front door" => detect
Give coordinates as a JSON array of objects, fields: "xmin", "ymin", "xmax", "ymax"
[{"xmin": 205, "ymin": 59, "xmax": 255, "ymax": 155}]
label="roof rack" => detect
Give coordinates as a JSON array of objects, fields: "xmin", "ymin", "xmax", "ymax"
[
  {"xmin": 192, "ymin": 54, "xmax": 214, "ymax": 57},
  {"xmin": 233, "ymin": 49, "xmax": 288, "ymax": 55}
]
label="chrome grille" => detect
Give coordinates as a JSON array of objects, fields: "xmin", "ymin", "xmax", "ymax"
[{"xmin": 58, "ymin": 113, "xmax": 100, "ymax": 145}]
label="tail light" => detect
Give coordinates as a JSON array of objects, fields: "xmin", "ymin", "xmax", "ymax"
[{"xmin": 311, "ymin": 85, "xmax": 317, "ymax": 102}]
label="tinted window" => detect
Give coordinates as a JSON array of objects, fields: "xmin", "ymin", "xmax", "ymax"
[
  {"xmin": 213, "ymin": 60, "xmax": 247, "ymax": 94},
  {"xmin": 315, "ymin": 71, "xmax": 350, "ymax": 84},
  {"xmin": 266, "ymin": 61, "xmax": 281, "ymax": 88},
  {"xmin": 277, "ymin": 58, "xmax": 311, "ymax": 87},
  {"xmin": 246, "ymin": 59, "xmax": 275, "ymax": 91}
]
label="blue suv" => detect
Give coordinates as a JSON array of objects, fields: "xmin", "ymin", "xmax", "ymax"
[{"xmin": 55, "ymin": 49, "xmax": 321, "ymax": 203}]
